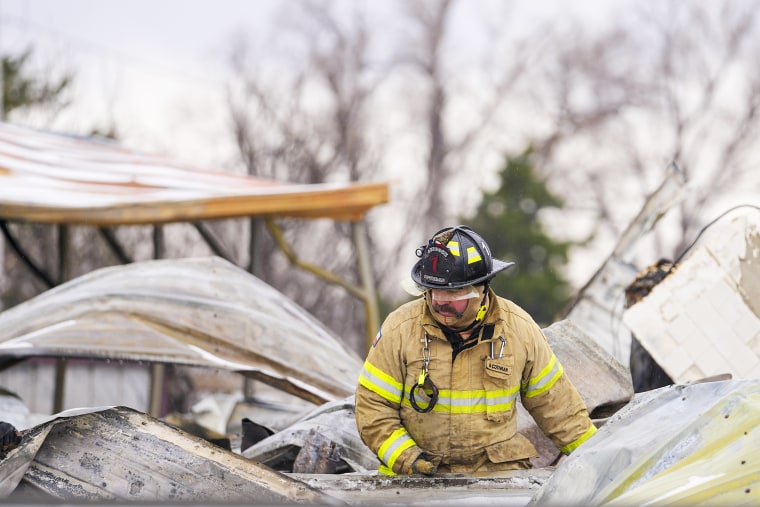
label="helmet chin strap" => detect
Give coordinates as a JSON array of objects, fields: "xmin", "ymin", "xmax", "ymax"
[{"xmin": 463, "ymin": 284, "xmax": 489, "ymax": 332}]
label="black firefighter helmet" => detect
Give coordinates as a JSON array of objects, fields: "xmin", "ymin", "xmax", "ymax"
[{"xmin": 411, "ymin": 225, "xmax": 514, "ymax": 289}]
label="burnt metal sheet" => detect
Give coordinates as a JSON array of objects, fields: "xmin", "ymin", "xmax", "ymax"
[
  {"xmin": 0, "ymin": 256, "xmax": 363, "ymax": 405},
  {"xmin": 0, "ymin": 418, "xmax": 49, "ymax": 499},
  {"xmin": 528, "ymin": 379, "xmax": 760, "ymax": 506},
  {"xmin": 292, "ymin": 469, "xmax": 554, "ymax": 506},
  {"xmin": 0, "ymin": 121, "xmax": 389, "ymax": 224},
  {"xmin": 0, "ymin": 405, "xmax": 552, "ymax": 505},
  {"xmin": 0, "ymin": 406, "xmax": 343, "ymax": 503},
  {"xmin": 243, "ymin": 396, "xmax": 381, "ymax": 473}
]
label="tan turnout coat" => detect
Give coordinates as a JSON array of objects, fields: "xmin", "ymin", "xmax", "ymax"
[{"xmin": 355, "ymin": 289, "xmax": 597, "ymax": 474}]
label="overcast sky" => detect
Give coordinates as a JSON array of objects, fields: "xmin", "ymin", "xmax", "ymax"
[
  {"xmin": 0, "ymin": 0, "xmax": 628, "ymax": 164},
  {"xmin": 0, "ymin": 0, "xmax": 649, "ymax": 291},
  {"xmin": 0, "ymin": 0, "xmax": 271, "ymax": 165}
]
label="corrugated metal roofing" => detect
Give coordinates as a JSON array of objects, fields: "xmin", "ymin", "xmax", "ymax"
[
  {"xmin": 0, "ymin": 256, "xmax": 363, "ymax": 406},
  {"xmin": 0, "ymin": 406, "xmax": 340, "ymax": 503},
  {"xmin": 529, "ymin": 379, "xmax": 760, "ymax": 506},
  {"xmin": 0, "ymin": 121, "xmax": 389, "ymax": 225}
]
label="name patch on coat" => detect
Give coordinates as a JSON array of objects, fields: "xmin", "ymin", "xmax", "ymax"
[{"xmin": 485, "ymin": 358, "xmax": 511, "ymax": 377}]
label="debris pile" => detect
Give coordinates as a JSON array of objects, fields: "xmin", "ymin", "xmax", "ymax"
[{"xmin": 1, "ymin": 205, "xmax": 759, "ymax": 504}]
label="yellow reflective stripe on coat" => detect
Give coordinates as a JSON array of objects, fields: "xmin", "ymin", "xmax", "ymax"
[
  {"xmin": 399, "ymin": 385, "xmax": 520, "ymax": 413},
  {"xmin": 378, "ymin": 428, "xmax": 416, "ymax": 471},
  {"xmin": 522, "ymin": 353, "xmax": 563, "ymax": 398},
  {"xmin": 359, "ymin": 360, "xmax": 403, "ymax": 404},
  {"xmin": 559, "ymin": 424, "xmax": 597, "ymax": 454}
]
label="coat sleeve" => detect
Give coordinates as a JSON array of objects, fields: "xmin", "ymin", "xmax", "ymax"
[
  {"xmin": 354, "ymin": 322, "xmax": 423, "ymax": 474},
  {"xmin": 517, "ymin": 314, "xmax": 597, "ymax": 455}
]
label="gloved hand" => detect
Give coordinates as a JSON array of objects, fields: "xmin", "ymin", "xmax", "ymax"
[
  {"xmin": 409, "ymin": 453, "xmax": 438, "ymax": 475},
  {"xmin": 0, "ymin": 422, "xmax": 22, "ymax": 452}
]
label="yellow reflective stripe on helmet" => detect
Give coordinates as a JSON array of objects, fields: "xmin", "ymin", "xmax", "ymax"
[
  {"xmin": 522, "ymin": 353, "xmax": 563, "ymax": 398},
  {"xmin": 466, "ymin": 246, "xmax": 482, "ymax": 264},
  {"xmin": 378, "ymin": 428, "xmax": 416, "ymax": 471},
  {"xmin": 359, "ymin": 360, "xmax": 403, "ymax": 404},
  {"xmin": 445, "ymin": 241, "xmax": 481, "ymax": 264},
  {"xmin": 559, "ymin": 424, "xmax": 597, "ymax": 454},
  {"xmin": 399, "ymin": 385, "xmax": 519, "ymax": 413}
]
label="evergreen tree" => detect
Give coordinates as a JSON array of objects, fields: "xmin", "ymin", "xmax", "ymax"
[
  {"xmin": 1, "ymin": 47, "xmax": 78, "ymax": 310},
  {"xmin": 2, "ymin": 47, "xmax": 72, "ymax": 120},
  {"xmin": 463, "ymin": 149, "xmax": 572, "ymax": 326}
]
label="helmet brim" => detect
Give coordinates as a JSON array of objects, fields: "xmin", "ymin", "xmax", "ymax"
[{"xmin": 411, "ymin": 258, "xmax": 515, "ymax": 289}]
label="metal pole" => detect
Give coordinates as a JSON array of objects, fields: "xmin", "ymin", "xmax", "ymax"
[
  {"xmin": 52, "ymin": 225, "xmax": 69, "ymax": 414},
  {"xmin": 352, "ymin": 221, "xmax": 380, "ymax": 353},
  {"xmin": 243, "ymin": 218, "xmax": 263, "ymax": 399},
  {"xmin": 149, "ymin": 225, "xmax": 165, "ymax": 416}
]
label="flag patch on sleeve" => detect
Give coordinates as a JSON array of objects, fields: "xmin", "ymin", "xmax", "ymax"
[{"xmin": 372, "ymin": 328, "xmax": 383, "ymax": 348}]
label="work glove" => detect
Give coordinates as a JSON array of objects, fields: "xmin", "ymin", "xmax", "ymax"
[
  {"xmin": 409, "ymin": 453, "xmax": 438, "ymax": 475},
  {"xmin": 0, "ymin": 422, "xmax": 22, "ymax": 452}
]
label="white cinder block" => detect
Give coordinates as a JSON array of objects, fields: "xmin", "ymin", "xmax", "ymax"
[
  {"xmin": 707, "ymin": 279, "xmax": 743, "ymax": 322},
  {"xmin": 723, "ymin": 339, "xmax": 758, "ymax": 379},
  {"xmin": 683, "ymin": 325, "xmax": 715, "ymax": 359},
  {"xmin": 681, "ymin": 365, "xmax": 707, "ymax": 383},
  {"xmin": 732, "ymin": 307, "xmax": 760, "ymax": 342},
  {"xmin": 683, "ymin": 294, "xmax": 725, "ymax": 345},
  {"xmin": 694, "ymin": 345, "xmax": 730, "ymax": 378},
  {"xmin": 643, "ymin": 321, "xmax": 684, "ymax": 362},
  {"xmin": 663, "ymin": 345, "xmax": 697, "ymax": 380},
  {"xmin": 622, "ymin": 209, "xmax": 760, "ymax": 383}
]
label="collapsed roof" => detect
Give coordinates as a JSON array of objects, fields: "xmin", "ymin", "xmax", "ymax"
[
  {"xmin": 0, "ymin": 121, "xmax": 389, "ymax": 225},
  {"xmin": 1, "ymin": 122, "xmax": 756, "ymax": 503},
  {"xmin": 0, "ymin": 405, "xmax": 339, "ymax": 504},
  {"xmin": 0, "ymin": 256, "xmax": 363, "ymax": 406},
  {"xmin": 0, "ymin": 120, "xmax": 391, "ymax": 402},
  {"xmin": 0, "ymin": 253, "xmax": 633, "ymax": 502}
]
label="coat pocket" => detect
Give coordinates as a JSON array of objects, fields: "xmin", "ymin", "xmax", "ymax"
[
  {"xmin": 482, "ymin": 355, "xmax": 518, "ymax": 423},
  {"xmin": 485, "ymin": 434, "xmax": 538, "ymax": 463}
]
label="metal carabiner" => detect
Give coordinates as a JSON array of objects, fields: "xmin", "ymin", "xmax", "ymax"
[
  {"xmin": 490, "ymin": 336, "xmax": 506, "ymax": 359},
  {"xmin": 410, "ymin": 333, "xmax": 439, "ymax": 413}
]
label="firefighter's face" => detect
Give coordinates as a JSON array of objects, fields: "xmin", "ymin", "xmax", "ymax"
[{"xmin": 426, "ymin": 285, "xmax": 485, "ymax": 330}]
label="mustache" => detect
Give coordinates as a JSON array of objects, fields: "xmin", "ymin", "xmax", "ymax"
[{"xmin": 432, "ymin": 304, "xmax": 465, "ymax": 317}]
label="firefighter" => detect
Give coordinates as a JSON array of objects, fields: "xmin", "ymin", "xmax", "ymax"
[{"xmin": 355, "ymin": 225, "xmax": 597, "ymax": 475}]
